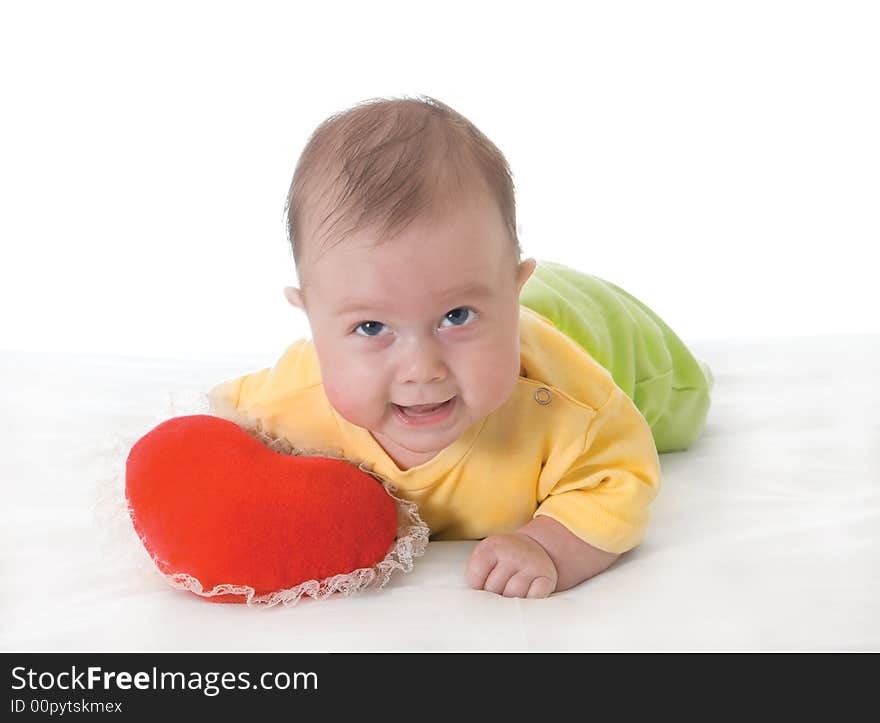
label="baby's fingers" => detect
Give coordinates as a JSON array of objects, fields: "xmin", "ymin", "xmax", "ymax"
[
  {"xmin": 501, "ymin": 570, "xmax": 535, "ymax": 598},
  {"xmin": 464, "ymin": 544, "xmax": 498, "ymax": 590},
  {"xmin": 526, "ymin": 575, "xmax": 555, "ymax": 599},
  {"xmin": 483, "ymin": 563, "xmax": 514, "ymax": 595},
  {"xmin": 502, "ymin": 571, "xmax": 554, "ymax": 599}
]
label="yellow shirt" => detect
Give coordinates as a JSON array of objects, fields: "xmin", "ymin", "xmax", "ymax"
[{"xmin": 208, "ymin": 306, "xmax": 662, "ymax": 553}]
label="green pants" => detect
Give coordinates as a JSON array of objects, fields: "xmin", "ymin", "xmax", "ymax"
[{"xmin": 520, "ymin": 261, "xmax": 714, "ymax": 454}]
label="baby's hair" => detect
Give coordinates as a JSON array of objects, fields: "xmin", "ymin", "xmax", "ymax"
[{"xmin": 284, "ymin": 94, "xmax": 520, "ymax": 283}]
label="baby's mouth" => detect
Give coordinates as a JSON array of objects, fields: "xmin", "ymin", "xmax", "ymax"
[{"xmin": 394, "ymin": 396, "xmax": 456, "ymax": 416}]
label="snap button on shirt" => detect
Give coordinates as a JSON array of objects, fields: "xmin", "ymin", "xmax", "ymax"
[{"xmin": 534, "ymin": 387, "xmax": 552, "ymax": 405}]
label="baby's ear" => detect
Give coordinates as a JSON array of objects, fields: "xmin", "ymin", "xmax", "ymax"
[
  {"xmin": 284, "ymin": 286, "xmax": 306, "ymax": 311},
  {"xmin": 516, "ymin": 258, "xmax": 538, "ymax": 293}
]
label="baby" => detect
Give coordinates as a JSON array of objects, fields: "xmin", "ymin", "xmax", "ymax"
[{"xmin": 209, "ymin": 95, "xmax": 667, "ymax": 599}]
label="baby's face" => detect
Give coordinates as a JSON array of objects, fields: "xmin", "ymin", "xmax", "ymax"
[{"xmin": 288, "ymin": 191, "xmax": 535, "ymax": 470}]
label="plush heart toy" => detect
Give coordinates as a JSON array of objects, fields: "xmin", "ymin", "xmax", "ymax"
[{"xmin": 124, "ymin": 413, "xmax": 423, "ymax": 606}]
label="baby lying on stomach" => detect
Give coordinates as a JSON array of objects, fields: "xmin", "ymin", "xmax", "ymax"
[{"xmin": 210, "ymin": 95, "xmax": 666, "ymax": 599}]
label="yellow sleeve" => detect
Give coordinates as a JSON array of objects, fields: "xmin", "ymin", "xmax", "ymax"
[
  {"xmin": 207, "ymin": 367, "xmax": 272, "ymax": 419},
  {"xmin": 207, "ymin": 339, "xmax": 318, "ymax": 423},
  {"xmin": 534, "ymin": 387, "xmax": 662, "ymax": 554}
]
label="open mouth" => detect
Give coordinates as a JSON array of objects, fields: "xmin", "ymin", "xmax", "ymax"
[{"xmin": 393, "ymin": 396, "xmax": 457, "ymax": 423}]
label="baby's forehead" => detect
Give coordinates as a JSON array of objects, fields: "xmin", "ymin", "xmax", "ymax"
[
  {"xmin": 319, "ymin": 269, "xmax": 502, "ymax": 319},
  {"xmin": 302, "ymin": 234, "xmax": 514, "ymax": 315}
]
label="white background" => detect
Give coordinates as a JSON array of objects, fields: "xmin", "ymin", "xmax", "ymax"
[{"xmin": 2, "ymin": 0, "xmax": 877, "ymax": 361}]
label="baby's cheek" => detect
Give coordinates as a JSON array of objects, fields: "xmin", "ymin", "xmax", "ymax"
[
  {"xmin": 323, "ymin": 375, "xmax": 381, "ymax": 427},
  {"xmin": 466, "ymin": 350, "xmax": 520, "ymax": 412}
]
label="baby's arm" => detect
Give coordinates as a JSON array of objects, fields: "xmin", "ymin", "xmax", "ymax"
[
  {"xmin": 468, "ymin": 385, "xmax": 661, "ymax": 598},
  {"xmin": 464, "ymin": 516, "xmax": 618, "ymax": 598}
]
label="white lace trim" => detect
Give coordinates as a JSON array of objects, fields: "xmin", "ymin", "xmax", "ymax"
[{"xmin": 93, "ymin": 389, "xmax": 430, "ymax": 608}]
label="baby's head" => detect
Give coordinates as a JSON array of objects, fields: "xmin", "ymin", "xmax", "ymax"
[{"xmin": 283, "ymin": 95, "xmax": 535, "ymax": 470}]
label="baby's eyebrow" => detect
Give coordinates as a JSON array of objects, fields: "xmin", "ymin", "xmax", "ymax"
[
  {"xmin": 438, "ymin": 281, "xmax": 495, "ymax": 299},
  {"xmin": 335, "ymin": 281, "xmax": 494, "ymax": 315}
]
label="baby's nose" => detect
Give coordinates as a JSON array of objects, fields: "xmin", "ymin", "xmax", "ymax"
[{"xmin": 397, "ymin": 340, "xmax": 447, "ymax": 385}]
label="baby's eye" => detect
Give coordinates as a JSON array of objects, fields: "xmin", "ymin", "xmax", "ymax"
[
  {"xmin": 440, "ymin": 307, "xmax": 476, "ymax": 328},
  {"xmin": 354, "ymin": 321, "xmax": 388, "ymax": 337}
]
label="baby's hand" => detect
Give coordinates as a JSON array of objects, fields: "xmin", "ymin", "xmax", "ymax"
[{"xmin": 465, "ymin": 532, "xmax": 558, "ymax": 598}]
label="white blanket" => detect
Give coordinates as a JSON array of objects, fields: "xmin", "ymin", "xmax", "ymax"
[{"xmin": 1, "ymin": 335, "xmax": 878, "ymax": 651}]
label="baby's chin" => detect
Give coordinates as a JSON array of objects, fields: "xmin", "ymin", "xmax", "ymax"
[
  {"xmin": 371, "ymin": 421, "xmax": 470, "ymax": 468},
  {"xmin": 377, "ymin": 425, "xmax": 470, "ymax": 454}
]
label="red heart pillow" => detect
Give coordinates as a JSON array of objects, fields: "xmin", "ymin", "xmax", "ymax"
[{"xmin": 125, "ymin": 414, "xmax": 399, "ymax": 604}]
